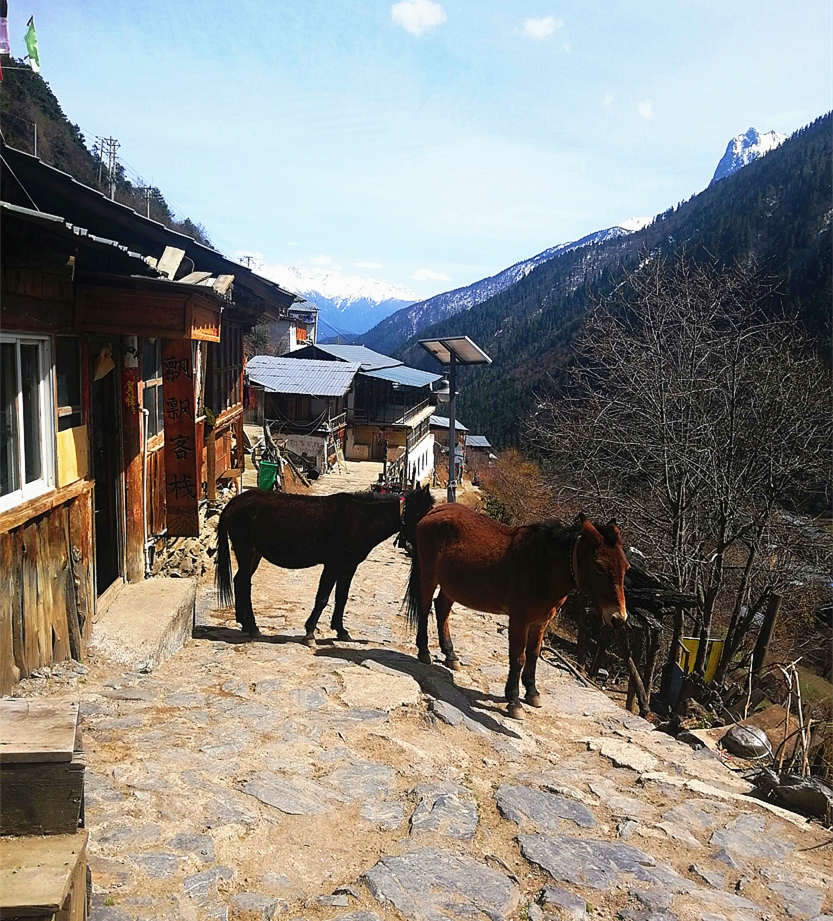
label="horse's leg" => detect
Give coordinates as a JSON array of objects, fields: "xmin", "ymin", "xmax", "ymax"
[
  {"xmin": 434, "ymin": 591, "xmax": 460, "ymax": 671},
  {"xmin": 303, "ymin": 565, "xmax": 338, "ymax": 646},
  {"xmin": 522, "ymin": 619, "xmax": 549, "ymax": 707},
  {"xmin": 416, "ymin": 569, "xmax": 437, "ymax": 665},
  {"xmin": 232, "ymin": 541, "xmax": 259, "ymax": 636},
  {"xmin": 330, "ymin": 563, "xmax": 359, "ymax": 641},
  {"xmin": 505, "ymin": 615, "xmax": 529, "ymax": 720}
]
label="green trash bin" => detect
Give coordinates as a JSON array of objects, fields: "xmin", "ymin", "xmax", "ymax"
[{"xmin": 257, "ymin": 460, "xmax": 279, "ymax": 492}]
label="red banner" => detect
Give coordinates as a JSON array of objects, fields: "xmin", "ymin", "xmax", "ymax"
[{"xmin": 162, "ymin": 340, "xmax": 200, "ymax": 536}]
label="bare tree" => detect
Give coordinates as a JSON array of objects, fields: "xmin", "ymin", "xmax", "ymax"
[{"xmin": 528, "ymin": 254, "xmax": 831, "ymax": 682}]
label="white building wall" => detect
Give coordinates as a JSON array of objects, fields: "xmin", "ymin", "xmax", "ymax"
[{"xmin": 407, "ymin": 433, "xmax": 434, "ymax": 484}]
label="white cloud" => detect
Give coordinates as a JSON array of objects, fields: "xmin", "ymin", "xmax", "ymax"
[
  {"xmin": 354, "ymin": 260, "xmax": 383, "ymax": 270},
  {"xmin": 412, "ymin": 267, "xmax": 451, "ymax": 282},
  {"xmin": 602, "ymin": 93, "xmax": 614, "ymax": 108},
  {"xmin": 637, "ymin": 98, "xmax": 654, "ymax": 120},
  {"xmin": 562, "ymin": 40, "xmax": 571, "ymax": 53},
  {"xmin": 521, "ymin": 16, "xmax": 563, "ymax": 39},
  {"xmin": 391, "ymin": 0, "xmax": 447, "ymax": 37},
  {"xmin": 309, "ymin": 254, "xmax": 333, "ymax": 266}
]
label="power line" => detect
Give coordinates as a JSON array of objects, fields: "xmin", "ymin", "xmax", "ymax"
[{"xmin": 94, "ymin": 136, "xmax": 120, "ymax": 200}]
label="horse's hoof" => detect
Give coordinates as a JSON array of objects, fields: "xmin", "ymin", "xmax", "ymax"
[
  {"xmin": 335, "ymin": 630, "xmax": 353, "ymax": 642},
  {"xmin": 445, "ymin": 657, "xmax": 462, "ymax": 671},
  {"xmin": 417, "ymin": 650, "xmax": 432, "ymax": 665},
  {"xmin": 303, "ymin": 634, "xmax": 317, "ymax": 648},
  {"xmin": 526, "ymin": 692, "xmax": 543, "ymax": 708},
  {"xmin": 507, "ymin": 702, "xmax": 525, "ymax": 720},
  {"xmin": 244, "ymin": 624, "xmax": 260, "ymax": 637}
]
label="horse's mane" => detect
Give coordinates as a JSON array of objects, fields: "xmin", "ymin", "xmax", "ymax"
[
  {"xmin": 524, "ymin": 518, "xmax": 578, "ymax": 550},
  {"xmin": 342, "ymin": 491, "xmax": 400, "ymax": 503}
]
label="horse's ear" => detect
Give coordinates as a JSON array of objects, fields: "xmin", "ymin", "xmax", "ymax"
[
  {"xmin": 605, "ymin": 518, "xmax": 621, "ymax": 534},
  {"xmin": 580, "ymin": 516, "xmax": 602, "ymax": 542},
  {"xmin": 576, "ymin": 512, "xmax": 587, "ymax": 525}
]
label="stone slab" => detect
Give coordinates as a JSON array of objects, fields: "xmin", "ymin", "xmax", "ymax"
[{"xmin": 91, "ymin": 577, "xmax": 196, "ymax": 671}]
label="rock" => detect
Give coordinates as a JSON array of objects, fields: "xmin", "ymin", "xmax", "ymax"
[
  {"xmin": 630, "ymin": 886, "xmax": 672, "ymax": 911},
  {"xmin": 291, "ymin": 687, "xmax": 326, "ymax": 709},
  {"xmin": 130, "ymin": 852, "xmax": 181, "ymax": 879},
  {"xmin": 165, "ymin": 691, "xmax": 207, "ymax": 708},
  {"xmin": 584, "ymin": 738, "xmax": 660, "ymax": 773},
  {"xmin": 767, "ymin": 878, "xmax": 825, "ymax": 919},
  {"xmin": 540, "ymin": 885, "xmax": 587, "ymax": 918},
  {"xmin": 618, "ymin": 819, "xmax": 639, "ymax": 839},
  {"xmin": 710, "ymin": 847, "xmax": 741, "ymax": 869},
  {"xmin": 428, "ymin": 698, "xmax": 488, "ymax": 734},
  {"xmin": 689, "ymin": 863, "xmax": 725, "ymax": 889},
  {"xmin": 360, "ymin": 798, "xmax": 405, "ymax": 830},
  {"xmin": 519, "ymin": 833, "xmax": 655, "ymax": 891},
  {"xmin": 329, "ymin": 914, "xmax": 381, "ymax": 921},
  {"xmin": 96, "ymin": 822, "xmax": 162, "ymax": 847},
  {"xmin": 318, "ymin": 893, "xmax": 350, "ymax": 907},
  {"xmin": 240, "ymin": 773, "xmax": 333, "ymax": 815},
  {"xmin": 183, "ymin": 866, "xmax": 234, "ymax": 901},
  {"xmin": 364, "ymin": 848, "xmax": 520, "ymax": 920},
  {"xmin": 229, "ymin": 891, "xmax": 285, "ymax": 920},
  {"xmin": 709, "ymin": 814, "xmax": 792, "ymax": 860},
  {"xmin": 328, "ymin": 761, "xmax": 395, "ymax": 800},
  {"xmin": 410, "ymin": 783, "xmax": 479, "ymax": 839},
  {"xmin": 496, "ymin": 783, "xmax": 596, "ymax": 831},
  {"xmin": 101, "ymin": 686, "xmax": 155, "ymax": 701},
  {"xmin": 618, "ymin": 910, "xmax": 679, "ymax": 921},
  {"xmin": 720, "ymin": 725, "xmax": 772, "ymax": 759},
  {"xmin": 660, "ymin": 800, "xmax": 722, "ymax": 832},
  {"xmin": 169, "ymin": 832, "xmax": 215, "ymax": 863},
  {"xmin": 588, "ymin": 780, "xmax": 655, "ymax": 820},
  {"xmin": 89, "ymin": 896, "xmax": 133, "ymax": 921},
  {"xmin": 254, "ymin": 678, "xmax": 284, "ymax": 694},
  {"xmin": 337, "ymin": 666, "xmax": 421, "ymax": 710}
]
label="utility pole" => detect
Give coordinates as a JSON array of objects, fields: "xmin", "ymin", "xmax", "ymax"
[
  {"xmin": 139, "ymin": 186, "xmax": 152, "ymax": 218},
  {"xmin": 240, "ymin": 255, "xmax": 257, "ymax": 269},
  {"xmin": 33, "ymin": 122, "xmax": 37, "ymax": 157},
  {"xmin": 95, "ymin": 136, "xmax": 120, "ymax": 200}
]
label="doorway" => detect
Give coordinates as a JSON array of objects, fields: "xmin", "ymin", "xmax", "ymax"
[{"xmin": 90, "ymin": 341, "xmax": 122, "ymax": 596}]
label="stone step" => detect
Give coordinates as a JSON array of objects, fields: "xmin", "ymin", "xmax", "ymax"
[{"xmin": 91, "ymin": 577, "xmax": 196, "ymax": 672}]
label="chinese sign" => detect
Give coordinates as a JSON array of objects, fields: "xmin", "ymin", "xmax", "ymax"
[{"xmin": 162, "ymin": 339, "xmax": 200, "ymax": 536}]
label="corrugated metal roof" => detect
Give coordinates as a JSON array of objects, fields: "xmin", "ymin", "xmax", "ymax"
[
  {"xmin": 314, "ymin": 344, "xmax": 402, "ymax": 371},
  {"xmin": 361, "ymin": 365, "xmax": 442, "ymax": 388},
  {"xmin": 246, "ymin": 356, "xmax": 360, "ymax": 396},
  {"xmin": 430, "ymin": 414, "xmax": 469, "ymax": 432},
  {"xmin": 466, "ymin": 434, "xmax": 492, "ymax": 448}
]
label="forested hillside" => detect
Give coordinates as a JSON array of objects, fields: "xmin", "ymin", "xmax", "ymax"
[
  {"xmin": 400, "ymin": 113, "xmax": 832, "ymax": 448},
  {"xmin": 0, "ymin": 58, "xmax": 212, "ymax": 245}
]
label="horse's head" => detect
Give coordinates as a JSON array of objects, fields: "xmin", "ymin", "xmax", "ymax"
[
  {"xmin": 574, "ymin": 514, "xmax": 629, "ymax": 626},
  {"xmin": 399, "ymin": 483, "xmax": 435, "ymax": 550}
]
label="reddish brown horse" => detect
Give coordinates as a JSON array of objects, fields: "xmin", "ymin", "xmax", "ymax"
[{"xmin": 404, "ymin": 505, "xmax": 629, "ymax": 719}]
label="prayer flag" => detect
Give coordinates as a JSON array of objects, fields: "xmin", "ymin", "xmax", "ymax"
[
  {"xmin": 0, "ymin": 1, "xmax": 10, "ymax": 55},
  {"xmin": 24, "ymin": 14, "xmax": 38, "ymax": 72}
]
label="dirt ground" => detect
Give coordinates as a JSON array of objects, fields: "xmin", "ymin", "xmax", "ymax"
[{"xmin": 12, "ymin": 461, "xmax": 833, "ymax": 921}]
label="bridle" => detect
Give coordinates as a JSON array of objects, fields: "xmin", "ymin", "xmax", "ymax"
[{"xmin": 569, "ymin": 530, "xmax": 583, "ymax": 593}]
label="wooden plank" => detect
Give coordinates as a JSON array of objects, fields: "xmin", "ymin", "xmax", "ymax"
[
  {"xmin": 46, "ymin": 511, "xmax": 71, "ymax": 664},
  {"xmin": 56, "ymin": 424, "xmax": 89, "ymax": 488},
  {"xmin": 21, "ymin": 519, "xmax": 41, "ymax": 671},
  {"xmin": 122, "ymin": 352, "xmax": 144, "ymax": 583},
  {"xmin": 0, "ymin": 479, "xmax": 92, "ymax": 536},
  {"xmin": 206, "ymin": 427, "xmax": 217, "ymax": 501},
  {"xmin": 68, "ymin": 492, "xmax": 93, "ymax": 640},
  {"xmin": 0, "ymin": 830, "xmax": 87, "ymax": 916},
  {"xmin": 213, "ymin": 274, "xmax": 234, "ymax": 295},
  {"xmin": 9, "ymin": 529, "xmax": 25, "ymax": 678},
  {"xmin": 0, "ymin": 699, "xmax": 79, "ymax": 764},
  {"xmin": 179, "ymin": 271, "xmax": 212, "ymax": 285},
  {"xmin": 0, "ymin": 751, "xmax": 85, "ymax": 835},
  {"xmin": 0, "ymin": 532, "xmax": 21, "ymax": 695}
]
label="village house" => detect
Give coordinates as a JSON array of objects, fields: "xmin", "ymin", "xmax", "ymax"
[
  {"xmin": 268, "ymin": 301, "xmax": 319, "ymax": 354},
  {"xmin": 282, "ymin": 343, "xmax": 442, "ymax": 483},
  {"xmin": 0, "ymin": 140, "xmax": 298, "ymax": 692},
  {"xmin": 244, "ymin": 355, "xmax": 359, "ymax": 472},
  {"xmin": 464, "ymin": 434, "xmax": 494, "ymax": 480}
]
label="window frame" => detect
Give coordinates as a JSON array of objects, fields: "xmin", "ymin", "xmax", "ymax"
[
  {"xmin": 0, "ymin": 332, "xmax": 56, "ymax": 513},
  {"xmin": 56, "ymin": 336, "xmax": 83, "ymax": 432},
  {"xmin": 142, "ymin": 337, "xmax": 164, "ymax": 446}
]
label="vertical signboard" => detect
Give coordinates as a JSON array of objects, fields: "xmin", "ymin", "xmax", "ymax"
[{"xmin": 162, "ymin": 339, "xmax": 199, "ymax": 536}]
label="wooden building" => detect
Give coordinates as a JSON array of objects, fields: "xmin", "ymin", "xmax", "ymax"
[
  {"xmin": 0, "ymin": 141, "xmax": 298, "ymax": 692},
  {"xmin": 286, "ymin": 344, "xmax": 441, "ymax": 483}
]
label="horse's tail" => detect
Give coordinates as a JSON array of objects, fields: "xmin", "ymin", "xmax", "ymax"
[
  {"xmin": 403, "ymin": 542, "xmax": 422, "ymax": 632},
  {"xmin": 215, "ymin": 507, "xmax": 234, "ymax": 608}
]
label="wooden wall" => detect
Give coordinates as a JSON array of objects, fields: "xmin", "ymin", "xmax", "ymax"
[
  {"xmin": 145, "ymin": 446, "xmax": 167, "ymax": 538},
  {"xmin": 0, "ymin": 488, "xmax": 94, "ymax": 696}
]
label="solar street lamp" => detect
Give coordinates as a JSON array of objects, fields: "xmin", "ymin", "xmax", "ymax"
[{"xmin": 419, "ymin": 336, "xmax": 491, "ymax": 502}]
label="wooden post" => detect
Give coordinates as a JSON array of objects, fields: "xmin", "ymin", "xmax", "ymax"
[
  {"xmin": 121, "ymin": 336, "xmax": 144, "ymax": 581},
  {"xmin": 752, "ymin": 593, "xmax": 782, "ymax": 680},
  {"xmin": 206, "ymin": 426, "xmax": 217, "ymax": 501}
]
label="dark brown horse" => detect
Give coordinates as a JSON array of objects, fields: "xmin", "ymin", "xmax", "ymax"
[
  {"xmin": 404, "ymin": 504, "xmax": 629, "ymax": 719},
  {"xmin": 216, "ymin": 485, "xmax": 433, "ymax": 642}
]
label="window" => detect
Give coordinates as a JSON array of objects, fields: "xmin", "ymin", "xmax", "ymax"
[
  {"xmin": 0, "ymin": 335, "xmax": 54, "ymax": 511},
  {"xmin": 56, "ymin": 337, "xmax": 82, "ymax": 431},
  {"xmin": 142, "ymin": 338, "xmax": 163, "ymax": 440},
  {"xmin": 207, "ymin": 321, "xmax": 242, "ymax": 415}
]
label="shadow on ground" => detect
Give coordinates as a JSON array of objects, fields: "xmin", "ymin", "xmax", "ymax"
[{"xmin": 315, "ymin": 645, "xmax": 522, "ymax": 739}]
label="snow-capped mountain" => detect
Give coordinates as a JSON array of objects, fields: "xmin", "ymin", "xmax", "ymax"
[
  {"xmin": 710, "ymin": 127, "xmax": 786, "ymax": 184},
  {"xmin": 258, "ymin": 263, "xmax": 416, "ymax": 336},
  {"xmin": 361, "ymin": 224, "xmax": 644, "ymax": 355}
]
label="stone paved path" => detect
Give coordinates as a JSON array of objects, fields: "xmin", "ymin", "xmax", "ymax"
[{"xmin": 18, "ymin": 463, "xmax": 833, "ymax": 920}]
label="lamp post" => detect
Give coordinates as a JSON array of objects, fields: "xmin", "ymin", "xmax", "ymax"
[{"xmin": 419, "ymin": 336, "xmax": 492, "ymax": 503}]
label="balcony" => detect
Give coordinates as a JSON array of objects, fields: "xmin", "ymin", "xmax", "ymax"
[{"xmin": 350, "ymin": 398, "xmax": 433, "ymax": 428}]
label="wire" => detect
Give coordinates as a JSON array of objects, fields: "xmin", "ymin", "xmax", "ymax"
[{"xmin": 0, "ymin": 152, "xmax": 38, "ymax": 210}]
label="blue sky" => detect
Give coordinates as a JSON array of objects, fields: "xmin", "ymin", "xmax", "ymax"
[{"xmin": 6, "ymin": 1, "xmax": 832, "ymax": 298}]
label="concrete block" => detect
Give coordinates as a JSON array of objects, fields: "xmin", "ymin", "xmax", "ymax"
[{"xmin": 92, "ymin": 578, "xmax": 196, "ymax": 671}]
